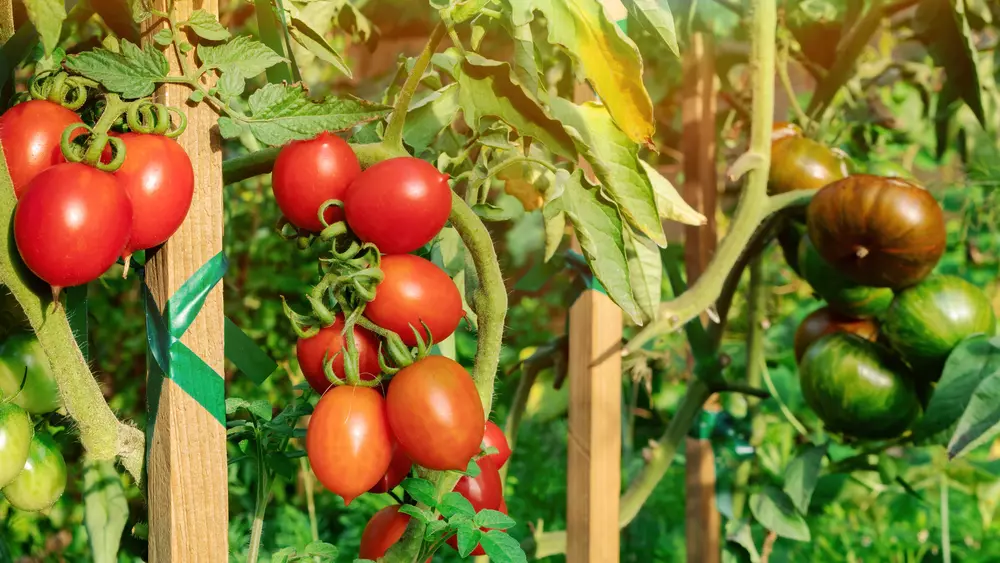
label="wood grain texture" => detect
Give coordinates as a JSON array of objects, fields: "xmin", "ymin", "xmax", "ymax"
[{"xmin": 142, "ymin": 1, "xmax": 228, "ymax": 560}]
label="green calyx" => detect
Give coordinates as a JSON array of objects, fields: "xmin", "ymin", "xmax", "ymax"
[{"xmin": 28, "ymin": 71, "xmax": 95, "ymax": 111}]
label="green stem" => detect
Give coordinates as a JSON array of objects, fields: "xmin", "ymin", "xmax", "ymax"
[
  {"xmin": 166, "ymin": 14, "xmax": 194, "ymax": 79},
  {"xmin": 941, "ymin": 472, "xmax": 951, "ymax": 563},
  {"xmin": 382, "ymin": 22, "xmax": 447, "ymax": 151},
  {"xmin": 500, "ymin": 361, "xmax": 540, "ymax": 484},
  {"xmin": 247, "ymin": 437, "xmax": 271, "ymax": 563}
]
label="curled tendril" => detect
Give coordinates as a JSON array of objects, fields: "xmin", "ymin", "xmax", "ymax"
[
  {"xmin": 59, "ymin": 123, "xmax": 127, "ymax": 172},
  {"xmin": 317, "ymin": 199, "xmax": 345, "ymax": 231},
  {"xmin": 29, "ymin": 71, "xmax": 91, "ymax": 110},
  {"xmin": 59, "ymin": 123, "xmax": 92, "ymax": 163},
  {"xmin": 125, "ymin": 100, "xmax": 188, "ymax": 137},
  {"xmin": 93, "ymin": 136, "xmax": 126, "ymax": 172},
  {"xmin": 281, "ymin": 297, "xmax": 321, "ymax": 339}
]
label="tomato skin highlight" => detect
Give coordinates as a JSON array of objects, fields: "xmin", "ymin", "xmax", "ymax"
[
  {"xmin": 359, "ymin": 505, "xmax": 411, "ymax": 560},
  {"xmin": 344, "ymin": 157, "xmax": 452, "ymax": 254},
  {"xmin": 386, "ymin": 356, "xmax": 485, "ymax": 471},
  {"xmin": 306, "ymin": 385, "xmax": 393, "ymax": 505},
  {"xmin": 113, "ymin": 133, "xmax": 194, "ymax": 254},
  {"xmin": 0, "ymin": 403, "xmax": 32, "ymax": 489},
  {"xmin": 482, "ymin": 421, "xmax": 512, "ymax": 468},
  {"xmin": 296, "ymin": 315, "xmax": 382, "ymax": 395},
  {"xmin": 366, "ymin": 254, "xmax": 463, "ymax": 347},
  {"xmin": 14, "ymin": 163, "xmax": 133, "ymax": 288},
  {"xmin": 368, "ymin": 443, "xmax": 413, "ymax": 494},
  {"xmin": 271, "ymin": 132, "xmax": 361, "ymax": 233},
  {"xmin": 2, "ymin": 433, "xmax": 67, "ymax": 512},
  {"xmin": 0, "ymin": 100, "xmax": 83, "ymax": 198}
]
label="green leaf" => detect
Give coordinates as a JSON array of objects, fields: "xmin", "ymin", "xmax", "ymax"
[
  {"xmin": 217, "ymin": 72, "xmax": 245, "ymax": 99},
  {"xmin": 189, "ymin": 90, "xmax": 205, "ymax": 103},
  {"xmin": 218, "ymin": 117, "xmax": 249, "ymax": 140},
  {"xmin": 915, "ymin": 0, "xmax": 986, "ymax": 126},
  {"xmin": 303, "ymin": 541, "xmax": 338, "ymax": 560},
  {"xmin": 24, "ymin": 0, "xmax": 66, "ymax": 56},
  {"xmin": 197, "ymin": 35, "xmax": 286, "ymax": 80},
  {"xmin": 271, "ymin": 547, "xmax": 295, "ymax": 563},
  {"xmin": 453, "ymin": 53, "xmax": 578, "ymax": 160},
  {"xmin": 129, "ymin": 0, "xmax": 150, "ymax": 23},
  {"xmin": 480, "ymin": 530, "xmax": 527, "ymax": 563},
  {"xmin": 625, "ymin": 0, "xmax": 678, "ymax": 56},
  {"xmin": 463, "ymin": 457, "xmax": 482, "ymax": 477},
  {"xmin": 558, "ymin": 169, "xmax": 642, "ymax": 323},
  {"xmin": 153, "ymin": 28, "xmax": 174, "ymax": 46},
  {"xmin": 624, "ymin": 230, "xmax": 661, "ymax": 324},
  {"xmin": 65, "ymin": 41, "xmax": 168, "ymax": 99},
  {"xmin": 542, "ymin": 169, "xmax": 570, "ymax": 262},
  {"xmin": 439, "ymin": 491, "xmax": 476, "ymax": 518},
  {"xmin": 474, "ymin": 509, "xmax": 516, "ymax": 529},
  {"xmin": 221, "ymin": 83, "xmax": 391, "ymax": 146},
  {"xmin": 530, "ymin": 0, "xmax": 655, "ymax": 144},
  {"xmin": 749, "ymin": 486, "xmax": 811, "ymax": 542},
  {"xmin": 404, "ymin": 84, "xmax": 461, "ymax": 154},
  {"xmin": 949, "ymin": 368, "xmax": 1000, "ymax": 458},
  {"xmin": 724, "ymin": 519, "xmax": 760, "ymax": 563},
  {"xmin": 424, "ymin": 519, "xmax": 450, "ymax": 542},
  {"xmin": 783, "ymin": 443, "xmax": 828, "ymax": 514},
  {"xmin": 507, "ymin": 21, "xmax": 540, "ymax": 97},
  {"xmin": 401, "ymin": 477, "xmax": 438, "ymax": 506},
  {"xmin": 445, "ymin": 0, "xmax": 497, "ymax": 23},
  {"xmin": 225, "ymin": 397, "xmax": 251, "ymax": 415},
  {"xmin": 473, "ymin": 203, "xmax": 516, "ymax": 222},
  {"xmin": 639, "ymin": 160, "xmax": 706, "ymax": 226},
  {"xmin": 84, "ymin": 460, "xmax": 128, "ymax": 563},
  {"xmin": 914, "ymin": 335, "xmax": 1000, "ymax": 440},
  {"xmin": 288, "ymin": 17, "xmax": 352, "ymax": 78},
  {"xmin": 184, "ymin": 9, "xmax": 231, "ymax": 41},
  {"xmin": 456, "ymin": 523, "xmax": 483, "ymax": 557},
  {"xmin": 248, "ymin": 399, "xmax": 273, "ymax": 421},
  {"xmin": 398, "ymin": 504, "xmax": 435, "ymax": 523}
]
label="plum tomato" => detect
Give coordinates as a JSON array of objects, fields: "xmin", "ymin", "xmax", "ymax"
[
  {"xmin": 306, "ymin": 385, "xmax": 392, "ymax": 505},
  {"xmin": 13, "ymin": 163, "xmax": 132, "ymax": 288},
  {"xmin": 2, "ymin": 433, "xmax": 67, "ymax": 511},
  {"xmin": 446, "ymin": 470, "xmax": 509, "ymax": 557},
  {"xmin": 368, "ymin": 442, "xmax": 413, "ymax": 494},
  {"xmin": 296, "ymin": 315, "xmax": 381, "ymax": 395},
  {"xmin": 453, "ymin": 456, "xmax": 503, "ymax": 512},
  {"xmin": 482, "ymin": 421, "xmax": 512, "ymax": 468},
  {"xmin": 344, "ymin": 157, "xmax": 452, "ymax": 254},
  {"xmin": 271, "ymin": 132, "xmax": 361, "ymax": 233},
  {"xmin": 365, "ymin": 254, "xmax": 463, "ymax": 347},
  {"xmin": 0, "ymin": 100, "xmax": 83, "ymax": 198},
  {"xmin": 386, "ymin": 356, "xmax": 485, "ymax": 471},
  {"xmin": 359, "ymin": 505, "xmax": 411, "ymax": 560},
  {"xmin": 0, "ymin": 402, "xmax": 32, "ymax": 489},
  {"xmin": 0, "ymin": 333, "xmax": 61, "ymax": 414}
]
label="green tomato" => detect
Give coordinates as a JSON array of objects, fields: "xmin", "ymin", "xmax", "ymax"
[
  {"xmin": 0, "ymin": 402, "xmax": 32, "ymax": 488},
  {"xmin": 2, "ymin": 433, "xmax": 67, "ymax": 511},
  {"xmin": 0, "ymin": 333, "xmax": 60, "ymax": 414}
]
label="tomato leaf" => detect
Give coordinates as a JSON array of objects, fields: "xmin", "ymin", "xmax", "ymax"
[
  {"xmin": 303, "ymin": 541, "xmax": 338, "ymax": 559},
  {"xmin": 439, "ymin": 491, "xmax": 476, "ymax": 518},
  {"xmin": 461, "ymin": 458, "xmax": 482, "ymax": 477},
  {"xmin": 404, "ymin": 84, "xmax": 461, "ymax": 155},
  {"xmin": 474, "ymin": 509, "xmax": 515, "ymax": 529},
  {"xmin": 456, "ymin": 523, "xmax": 483, "ymax": 557},
  {"xmin": 783, "ymin": 442, "xmax": 828, "ymax": 514},
  {"xmin": 625, "ymin": 0, "xmax": 679, "ymax": 56},
  {"xmin": 23, "ymin": 0, "xmax": 66, "ymax": 56},
  {"xmin": 480, "ymin": 530, "xmax": 527, "ymax": 563},
  {"xmin": 624, "ymin": 230, "xmax": 661, "ymax": 324},
  {"xmin": 65, "ymin": 41, "xmax": 169, "ymax": 99},
  {"xmin": 949, "ymin": 368, "xmax": 1000, "ymax": 458},
  {"xmin": 749, "ymin": 486, "xmax": 811, "ymax": 542},
  {"xmin": 913, "ymin": 336, "xmax": 1000, "ymax": 441},
  {"xmin": 183, "ymin": 9, "xmax": 231, "ymax": 41},
  {"xmin": 473, "ymin": 203, "xmax": 517, "ymax": 222},
  {"xmin": 400, "ymin": 477, "xmax": 438, "ymax": 507},
  {"xmin": 83, "ymin": 460, "xmax": 128, "ymax": 563},
  {"xmin": 914, "ymin": 0, "xmax": 986, "ymax": 126},
  {"xmin": 541, "ymin": 170, "xmax": 570, "ymax": 262},
  {"xmin": 639, "ymin": 160, "xmax": 706, "ymax": 226},
  {"xmin": 424, "ymin": 519, "xmax": 450, "ymax": 542},
  {"xmin": 288, "ymin": 17, "xmax": 352, "ymax": 78},
  {"xmin": 270, "ymin": 547, "xmax": 295, "ymax": 563},
  {"xmin": 197, "ymin": 35, "xmax": 286, "ymax": 80},
  {"xmin": 529, "ymin": 0, "xmax": 654, "ymax": 144},
  {"xmin": 724, "ymin": 519, "xmax": 761, "ymax": 563},
  {"xmin": 398, "ymin": 504, "xmax": 435, "ymax": 523}
]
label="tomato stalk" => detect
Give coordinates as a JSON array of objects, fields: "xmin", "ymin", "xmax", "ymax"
[{"xmin": 381, "ymin": 21, "xmax": 447, "ymax": 153}]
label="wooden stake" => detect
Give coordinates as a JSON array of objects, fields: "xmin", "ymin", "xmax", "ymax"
[
  {"xmin": 682, "ymin": 32, "xmax": 721, "ymax": 563},
  {"xmin": 143, "ymin": 1, "xmax": 228, "ymax": 560}
]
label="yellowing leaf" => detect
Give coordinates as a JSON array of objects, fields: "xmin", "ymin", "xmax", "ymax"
[{"xmin": 499, "ymin": 162, "xmax": 547, "ymax": 211}]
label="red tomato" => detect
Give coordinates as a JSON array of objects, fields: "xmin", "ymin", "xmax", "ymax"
[
  {"xmin": 446, "ymin": 473, "xmax": 509, "ymax": 557},
  {"xmin": 113, "ymin": 133, "xmax": 194, "ymax": 255},
  {"xmin": 365, "ymin": 255, "xmax": 463, "ymax": 347},
  {"xmin": 271, "ymin": 132, "xmax": 361, "ymax": 233},
  {"xmin": 482, "ymin": 421, "xmax": 512, "ymax": 468},
  {"xmin": 344, "ymin": 157, "xmax": 452, "ymax": 254},
  {"xmin": 359, "ymin": 505, "xmax": 410, "ymax": 560},
  {"xmin": 386, "ymin": 356, "xmax": 485, "ymax": 471},
  {"xmin": 0, "ymin": 100, "xmax": 83, "ymax": 198},
  {"xmin": 306, "ymin": 386, "xmax": 393, "ymax": 505},
  {"xmin": 14, "ymin": 163, "xmax": 132, "ymax": 288},
  {"xmin": 369, "ymin": 442, "xmax": 413, "ymax": 494},
  {"xmin": 454, "ymin": 456, "xmax": 503, "ymax": 512},
  {"xmin": 296, "ymin": 315, "xmax": 382, "ymax": 395}
]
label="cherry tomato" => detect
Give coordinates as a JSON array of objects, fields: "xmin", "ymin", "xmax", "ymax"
[
  {"xmin": 2, "ymin": 433, "xmax": 67, "ymax": 511},
  {"xmin": 113, "ymin": 133, "xmax": 194, "ymax": 256},
  {"xmin": 359, "ymin": 505, "xmax": 411, "ymax": 560},
  {"xmin": 0, "ymin": 333, "xmax": 60, "ymax": 414},
  {"xmin": 369, "ymin": 442, "xmax": 413, "ymax": 494},
  {"xmin": 271, "ymin": 132, "xmax": 361, "ymax": 233},
  {"xmin": 14, "ymin": 163, "xmax": 132, "ymax": 288},
  {"xmin": 344, "ymin": 157, "xmax": 452, "ymax": 254},
  {"xmin": 453, "ymin": 456, "xmax": 503, "ymax": 512},
  {"xmin": 482, "ymin": 421, "xmax": 512, "ymax": 468},
  {"xmin": 296, "ymin": 315, "xmax": 382, "ymax": 395},
  {"xmin": 0, "ymin": 100, "xmax": 83, "ymax": 198},
  {"xmin": 446, "ymin": 474, "xmax": 509, "ymax": 557},
  {"xmin": 0, "ymin": 402, "xmax": 32, "ymax": 489},
  {"xmin": 306, "ymin": 385, "xmax": 392, "ymax": 505},
  {"xmin": 386, "ymin": 356, "xmax": 485, "ymax": 471},
  {"xmin": 366, "ymin": 255, "xmax": 463, "ymax": 347}
]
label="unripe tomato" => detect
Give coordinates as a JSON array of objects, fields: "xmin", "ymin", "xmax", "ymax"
[
  {"xmin": 296, "ymin": 315, "xmax": 382, "ymax": 395},
  {"xmin": 366, "ymin": 255, "xmax": 463, "ymax": 347},
  {"xmin": 306, "ymin": 385, "xmax": 393, "ymax": 505},
  {"xmin": 0, "ymin": 402, "xmax": 32, "ymax": 488},
  {"xmin": 113, "ymin": 133, "xmax": 194, "ymax": 255},
  {"xmin": 369, "ymin": 442, "xmax": 413, "ymax": 494},
  {"xmin": 769, "ymin": 136, "xmax": 851, "ymax": 194},
  {"xmin": 0, "ymin": 100, "xmax": 83, "ymax": 198},
  {"xmin": 793, "ymin": 306, "xmax": 878, "ymax": 362},
  {"xmin": 271, "ymin": 132, "xmax": 361, "ymax": 233},
  {"xmin": 772, "ymin": 121, "xmax": 803, "ymax": 142},
  {"xmin": 0, "ymin": 333, "xmax": 61, "ymax": 414},
  {"xmin": 359, "ymin": 505, "xmax": 411, "ymax": 560},
  {"xmin": 386, "ymin": 356, "xmax": 485, "ymax": 471},
  {"xmin": 482, "ymin": 421, "xmax": 512, "ymax": 468},
  {"xmin": 2, "ymin": 433, "xmax": 67, "ymax": 511},
  {"xmin": 344, "ymin": 157, "xmax": 452, "ymax": 254},
  {"xmin": 14, "ymin": 163, "xmax": 132, "ymax": 288}
]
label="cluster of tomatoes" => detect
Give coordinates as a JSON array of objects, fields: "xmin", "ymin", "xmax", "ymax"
[
  {"xmin": 1, "ymin": 99, "xmax": 194, "ymax": 289},
  {"xmin": 772, "ymin": 124, "xmax": 996, "ymax": 440},
  {"xmin": 270, "ymin": 133, "xmax": 506, "ymax": 557}
]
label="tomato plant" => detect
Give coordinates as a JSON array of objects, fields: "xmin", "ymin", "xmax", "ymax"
[
  {"xmin": 365, "ymin": 254, "xmax": 464, "ymax": 347},
  {"xmin": 296, "ymin": 315, "xmax": 382, "ymax": 394},
  {"xmin": 0, "ymin": 100, "xmax": 83, "ymax": 198},
  {"xmin": 271, "ymin": 132, "xmax": 361, "ymax": 233}
]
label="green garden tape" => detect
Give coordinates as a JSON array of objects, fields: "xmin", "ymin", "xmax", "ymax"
[
  {"xmin": 224, "ymin": 317, "xmax": 277, "ymax": 386},
  {"xmin": 688, "ymin": 409, "xmax": 719, "ymax": 440},
  {"xmin": 66, "ymin": 284, "xmax": 88, "ymax": 361},
  {"xmin": 616, "ymin": 18, "xmax": 628, "ymax": 33}
]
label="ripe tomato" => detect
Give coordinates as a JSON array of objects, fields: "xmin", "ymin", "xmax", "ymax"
[
  {"xmin": 344, "ymin": 157, "xmax": 452, "ymax": 254},
  {"xmin": 0, "ymin": 333, "xmax": 61, "ymax": 414},
  {"xmin": 386, "ymin": 356, "xmax": 484, "ymax": 471},
  {"xmin": 296, "ymin": 315, "xmax": 382, "ymax": 394},
  {"xmin": 369, "ymin": 442, "xmax": 413, "ymax": 494},
  {"xmin": 482, "ymin": 421, "xmax": 512, "ymax": 468},
  {"xmin": 271, "ymin": 132, "xmax": 361, "ymax": 233},
  {"xmin": 366, "ymin": 255, "xmax": 463, "ymax": 347},
  {"xmin": 0, "ymin": 100, "xmax": 83, "ymax": 198},
  {"xmin": 0, "ymin": 402, "xmax": 32, "ymax": 489},
  {"xmin": 446, "ymin": 472, "xmax": 508, "ymax": 557},
  {"xmin": 2, "ymin": 433, "xmax": 67, "ymax": 512},
  {"xmin": 359, "ymin": 505, "xmax": 410, "ymax": 560},
  {"xmin": 306, "ymin": 385, "xmax": 392, "ymax": 505},
  {"xmin": 453, "ymin": 456, "xmax": 503, "ymax": 512},
  {"xmin": 13, "ymin": 163, "xmax": 132, "ymax": 288},
  {"xmin": 113, "ymin": 133, "xmax": 194, "ymax": 255}
]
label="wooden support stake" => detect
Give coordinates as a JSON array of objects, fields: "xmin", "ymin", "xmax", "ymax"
[
  {"xmin": 682, "ymin": 32, "xmax": 721, "ymax": 563},
  {"xmin": 143, "ymin": 1, "xmax": 228, "ymax": 560}
]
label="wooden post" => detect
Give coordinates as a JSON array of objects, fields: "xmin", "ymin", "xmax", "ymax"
[
  {"xmin": 143, "ymin": 1, "xmax": 228, "ymax": 560},
  {"xmin": 682, "ymin": 32, "xmax": 721, "ymax": 563}
]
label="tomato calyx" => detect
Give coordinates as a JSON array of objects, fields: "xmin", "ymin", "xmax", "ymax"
[{"xmin": 28, "ymin": 71, "xmax": 94, "ymax": 111}]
